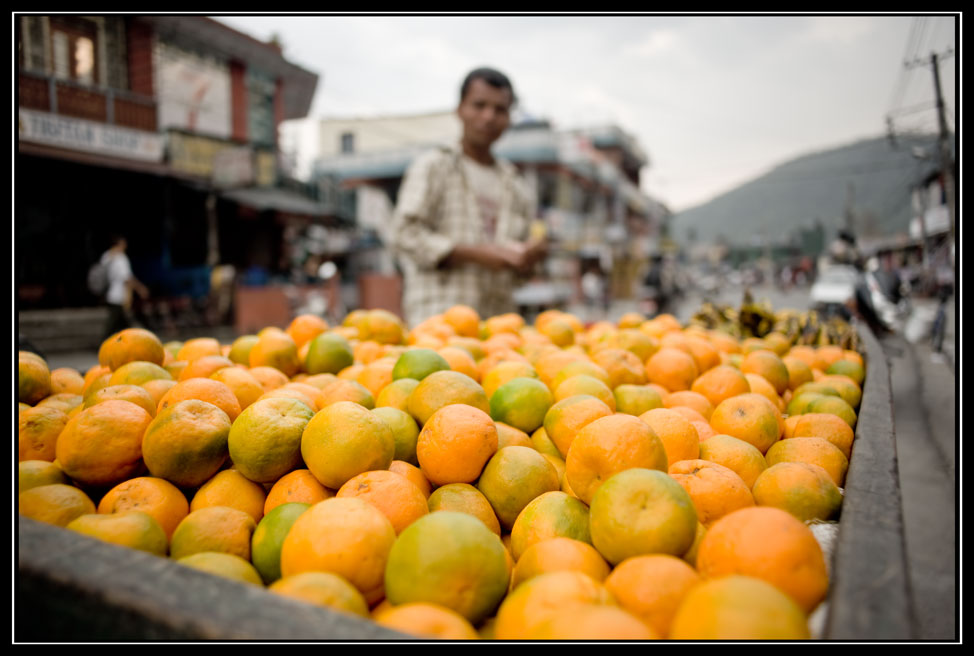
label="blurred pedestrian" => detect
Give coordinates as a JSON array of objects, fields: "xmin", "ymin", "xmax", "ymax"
[
  {"xmin": 100, "ymin": 235, "xmax": 149, "ymax": 338},
  {"xmin": 389, "ymin": 66, "xmax": 546, "ymax": 328}
]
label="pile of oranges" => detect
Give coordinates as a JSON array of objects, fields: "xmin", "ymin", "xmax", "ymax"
[{"xmin": 18, "ymin": 304, "xmax": 866, "ymax": 640}]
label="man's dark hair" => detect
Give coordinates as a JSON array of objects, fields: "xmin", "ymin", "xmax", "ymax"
[{"xmin": 460, "ymin": 67, "xmax": 517, "ymax": 105}]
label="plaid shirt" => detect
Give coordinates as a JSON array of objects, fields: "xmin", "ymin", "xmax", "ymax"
[{"xmin": 389, "ymin": 145, "xmax": 536, "ymax": 329}]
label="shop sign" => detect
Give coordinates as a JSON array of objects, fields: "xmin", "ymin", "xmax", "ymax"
[
  {"xmin": 213, "ymin": 146, "xmax": 254, "ymax": 189},
  {"xmin": 255, "ymin": 150, "xmax": 277, "ymax": 187},
  {"xmin": 156, "ymin": 42, "xmax": 232, "ymax": 139},
  {"xmin": 18, "ymin": 108, "xmax": 165, "ymax": 162},
  {"xmin": 169, "ymin": 131, "xmax": 255, "ymax": 186}
]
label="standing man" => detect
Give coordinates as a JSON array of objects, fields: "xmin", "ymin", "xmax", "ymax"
[
  {"xmin": 100, "ymin": 235, "xmax": 149, "ymax": 337},
  {"xmin": 389, "ymin": 67, "xmax": 546, "ymax": 329}
]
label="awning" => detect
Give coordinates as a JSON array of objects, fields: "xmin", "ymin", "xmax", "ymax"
[{"xmin": 221, "ymin": 186, "xmax": 331, "ymax": 217}]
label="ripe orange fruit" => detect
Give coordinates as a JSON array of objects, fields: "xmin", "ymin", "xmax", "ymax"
[
  {"xmin": 55, "ymin": 400, "xmax": 153, "ymax": 488},
  {"xmin": 207, "ymin": 366, "xmax": 263, "ymax": 412},
  {"xmin": 613, "ymin": 383, "xmax": 665, "ymax": 416},
  {"xmin": 228, "ymin": 396, "xmax": 315, "ymax": 485},
  {"xmin": 638, "ymin": 407, "xmax": 700, "ymax": 467},
  {"xmin": 286, "ymin": 314, "xmax": 330, "ymax": 349},
  {"xmin": 740, "ymin": 349, "xmax": 791, "ymax": 396},
  {"xmin": 590, "ymin": 347, "xmax": 647, "ymax": 389},
  {"xmin": 248, "ymin": 328, "xmax": 301, "ymax": 377},
  {"xmin": 84, "ymin": 383, "xmax": 158, "ymax": 417},
  {"xmin": 177, "ymin": 551, "xmax": 263, "ymax": 586},
  {"xmin": 489, "ymin": 376, "xmax": 554, "ymax": 434},
  {"xmin": 565, "ymin": 413, "xmax": 669, "ymax": 505},
  {"xmin": 19, "ymin": 351, "xmax": 52, "ymax": 405},
  {"xmin": 697, "ymin": 433, "xmax": 769, "ymax": 489},
  {"xmin": 589, "ymin": 468, "xmax": 698, "ymax": 565},
  {"xmin": 509, "ymin": 490, "xmax": 592, "ymax": 561},
  {"xmin": 765, "ymin": 436, "xmax": 849, "ymax": 487},
  {"xmin": 48, "ymin": 367, "xmax": 85, "ymax": 396},
  {"xmin": 806, "ymin": 395, "xmax": 858, "ymax": 429},
  {"xmin": 751, "ymin": 462, "xmax": 843, "ymax": 522},
  {"xmin": 140, "ymin": 379, "xmax": 178, "ymax": 407},
  {"xmin": 169, "ymin": 505, "xmax": 257, "ymax": 562},
  {"xmin": 388, "ymin": 460, "xmax": 432, "ymax": 498},
  {"xmin": 105, "ymin": 360, "xmax": 169, "ymax": 387},
  {"xmin": 384, "ymin": 510, "xmax": 510, "ymax": 625},
  {"xmin": 789, "ymin": 412, "xmax": 855, "ymax": 460},
  {"xmin": 542, "ymin": 394, "xmax": 614, "ymax": 458},
  {"xmin": 18, "ymin": 460, "xmax": 68, "ymax": 493},
  {"xmin": 251, "ymin": 501, "xmax": 313, "ymax": 584},
  {"xmin": 663, "ymin": 390, "xmax": 714, "ymax": 421},
  {"xmin": 442, "ymin": 304, "xmax": 481, "ymax": 338},
  {"xmin": 476, "ymin": 446, "xmax": 561, "ymax": 531},
  {"xmin": 668, "ymin": 459, "xmax": 755, "ymax": 527},
  {"xmin": 270, "ymin": 571, "xmax": 370, "ymax": 617},
  {"xmin": 427, "ymin": 482, "xmax": 502, "ymax": 536},
  {"xmin": 709, "ymin": 393, "xmax": 783, "ymax": 454},
  {"xmin": 19, "ymin": 483, "xmax": 96, "ymax": 527},
  {"xmin": 690, "ymin": 364, "xmax": 751, "ymax": 408},
  {"xmin": 669, "ymin": 575, "xmax": 810, "ymax": 640},
  {"xmin": 645, "ymin": 347, "xmax": 699, "ymax": 392},
  {"xmin": 374, "ymin": 377, "xmax": 420, "ymax": 412},
  {"xmin": 415, "ymin": 403, "xmax": 498, "ymax": 487},
  {"xmin": 263, "ymin": 469, "xmax": 335, "ymax": 516},
  {"xmin": 553, "ymin": 374, "xmax": 616, "ymax": 410},
  {"xmin": 142, "ymin": 399, "xmax": 232, "ymax": 489},
  {"xmin": 695, "ymin": 506, "xmax": 829, "ymax": 613},
  {"xmin": 301, "ymin": 401, "xmax": 396, "ymax": 490},
  {"xmin": 97, "ymin": 476, "xmax": 189, "ymax": 540},
  {"xmin": 66, "ymin": 511, "xmax": 168, "ymax": 556},
  {"xmin": 157, "ymin": 377, "xmax": 242, "ymax": 423},
  {"xmin": 374, "ymin": 602, "xmax": 480, "ymax": 640},
  {"xmin": 337, "ymin": 469, "xmax": 429, "ymax": 535},
  {"xmin": 604, "ymin": 554, "xmax": 702, "ymax": 638},
  {"xmin": 406, "ymin": 370, "xmax": 490, "ymax": 427},
  {"xmin": 511, "ymin": 536, "xmax": 610, "ymax": 589},
  {"xmin": 392, "ymin": 348, "xmax": 451, "ymax": 382},
  {"xmin": 744, "ymin": 372, "xmax": 785, "ymax": 412},
  {"xmin": 18, "ymin": 405, "xmax": 70, "ymax": 462},
  {"xmin": 190, "ymin": 469, "xmax": 267, "ymax": 524},
  {"xmin": 281, "ymin": 496, "xmax": 397, "ymax": 605},
  {"xmin": 493, "ymin": 570, "xmax": 615, "ymax": 640},
  {"xmin": 481, "ymin": 360, "xmax": 540, "ymax": 399},
  {"xmin": 98, "ymin": 328, "xmax": 166, "ymax": 371}
]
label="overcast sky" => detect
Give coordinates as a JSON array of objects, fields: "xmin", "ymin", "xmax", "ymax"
[{"xmin": 214, "ymin": 13, "xmax": 957, "ymax": 213}]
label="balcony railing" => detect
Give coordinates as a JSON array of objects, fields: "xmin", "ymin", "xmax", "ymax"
[{"xmin": 18, "ymin": 70, "xmax": 157, "ymax": 132}]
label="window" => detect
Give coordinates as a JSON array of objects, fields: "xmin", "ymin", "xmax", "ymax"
[
  {"xmin": 49, "ymin": 17, "xmax": 98, "ymax": 84},
  {"xmin": 340, "ymin": 132, "xmax": 355, "ymax": 154}
]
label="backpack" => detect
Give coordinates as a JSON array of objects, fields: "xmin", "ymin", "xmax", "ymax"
[{"xmin": 87, "ymin": 259, "xmax": 108, "ymax": 296}]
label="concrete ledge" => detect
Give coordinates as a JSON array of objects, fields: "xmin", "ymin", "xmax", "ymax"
[
  {"xmin": 16, "ymin": 517, "xmax": 411, "ymax": 641},
  {"xmin": 823, "ymin": 321, "xmax": 915, "ymax": 640}
]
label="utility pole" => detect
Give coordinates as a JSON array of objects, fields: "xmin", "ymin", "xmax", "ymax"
[{"xmin": 930, "ymin": 50, "xmax": 956, "ymax": 266}]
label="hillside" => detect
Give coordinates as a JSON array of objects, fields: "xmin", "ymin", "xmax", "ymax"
[{"xmin": 670, "ymin": 133, "xmax": 947, "ymax": 248}]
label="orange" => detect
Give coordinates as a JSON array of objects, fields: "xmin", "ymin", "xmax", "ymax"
[
  {"xmin": 83, "ymin": 383, "xmax": 157, "ymax": 417},
  {"xmin": 553, "ymin": 374, "xmax": 616, "ymax": 410},
  {"xmin": 789, "ymin": 412, "xmax": 855, "ymax": 460},
  {"xmin": 360, "ymin": 309, "xmax": 407, "ymax": 345},
  {"xmin": 251, "ymin": 501, "xmax": 313, "ymax": 584},
  {"xmin": 590, "ymin": 347, "xmax": 647, "ymax": 389},
  {"xmin": 638, "ymin": 407, "xmax": 700, "ymax": 467},
  {"xmin": 177, "ymin": 551, "xmax": 263, "ymax": 586},
  {"xmin": 509, "ymin": 490, "xmax": 592, "ymax": 561},
  {"xmin": 18, "ymin": 460, "xmax": 68, "ymax": 494},
  {"xmin": 304, "ymin": 332, "xmax": 355, "ymax": 375},
  {"xmin": 489, "ymin": 376, "xmax": 554, "ymax": 434},
  {"xmin": 669, "ymin": 575, "xmax": 810, "ymax": 640},
  {"xmin": 228, "ymin": 335, "xmax": 260, "ymax": 366},
  {"xmin": 97, "ymin": 476, "xmax": 189, "ymax": 540},
  {"xmin": 169, "ymin": 505, "xmax": 257, "ymax": 561},
  {"xmin": 542, "ymin": 394, "xmax": 614, "ymax": 458},
  {"xmin": 682, "ymin": 334, "xmax": 721, "ymax": 373},
  {"xmin": 19, "ymin": 483, "xmax": 96, "ymax": 527},
  {"xmin": 406, "ymin": 370, "xmax": 490, "ymax": 427},
  {"xmin": 175, "ymin": 337, "xmax": 223, "ymax": 363},
  {"xmin": 427, "ymin": 482, "xmax": 502, "ymax": 536},
  {"xmin": 176, "ymin": 355, "xmax": 234, "ymax": 382},
  {"xmin": 142, "ymin": 399, "xmax": 232, "ymax": 489},
  {"xmin": 315, "ymin": 377, "xmax": 374, "ymax": 409},
  {"xmin": 49, "ymin": 367, "xmax": 85, "ymax": 396},
  {"xmin": 763, "ymin": 332, "xmax": 792, "ymax": 356},
  {"xmin": 692, "ymin": 420, "xmax": 717, "ymax": 442},
  {"xmin": 751, "ymin": 461, "xmax": 843, "ymax": 522},
  {"xmin": 388, "ymin": 460, "xmax": 432, "ymax": 499},
  {"xmin": 35, "ymin": 392, "xmax": 83, "ymax": 414},
  {"xmin": 98, "ymin": 328, "xmax": 166, "ymax": 371},
  {"xmin": 740, "ymin": 349, "xmax": 791, "ymax": 396},
  {"xmin": 589, "ymin": 468, "xmax": 698, "ymax": 565},
  {"xmin": 374, "ymin": 602, "xmax": 480, "ymax": 640},
  {"xmin": 550, "ymin": 360, "xmax": 611, "ymax": 395},
  {"xmin": 286, "ymin": 314, "xmax": 330, "ymax": 349},
  {"xmin": 55, "ymin": 400, "xmax": 152, "ymax": 488},
  {"xmin": 190, "ymin": 469, "xmax": 267, "ymax": 524},
  {"xmin": 613, "ymin": 384, "xmax": 664, "ymax": 416},
  {"xmin": 157, "ymin": 377, "xmax": 242, "ymax": 422},
  {"xmin": 248, "ymin": 329, "xmax": 301, "ymax": 378},
  {"xmin": 525, "ymin": 600, "xmax": 659, "ymax": 640},
  {"xmin": 392, "ymin": 348, "xmax": 451, "ymax": 381},
  {"xmin": 300, "ymin": 401, "xmax": 395, "ymax": 490},
  {"xmin": 442, "ymin": 304, "xmax": 481, "ymax": 338},
  {"xmin": 535, "ymin": 349, "xmax": 587, "ymax": 389},
  {"xmin": 374, "ymin": 377, "xmax": 419, "ymax": 412},
  {"xmin": 668, "ymin": 459, "xmax": 755, "ymax": 527},
  {"xmin": 66, "ymin": 511, "xmax": 168, "ymax": 556},
  {"xmin": 484, "ymin": 312, "xmax": 525, "ymax": 337},
  {"xmin": 228, "ymin": 396, "xmax": 315, "ymax": 484},
  {"xmin": 281, "ymin": 496, "xmax": 396, "ymax": 604},
  {"xmin": 495, "ymin": 422, "xmax": 533, "ymax": 449},
  {"xmin": 782, "ymin": 355, "xmax": 815, "ymax": 392},
  {"xmin": 141, "ymin": 378, "xmax": 177, "ymax": 407},
  {"xmin": 511, "ymin": 537, "xmax": 610, "ymax": 589},
  {"xmin": 744, "ymin": 372, "xmax": 785, "ymax": 412},
  {"xmin": 264, "ymin": 469, "xmax": 335, "ymax": 516},
  {"xmin": 604, "ymin": 554, "xmax": 702, "ymax": 638},
  {"xmin": 208, "ymin": 366, "xmax": 264, "ymax": 411},
  {"xmin": 529, "ymin": 426, "xmax": 562, "ymax": 459},
  {"xmin": 695, "ymin": 506, "xmax": 829, "ymax": 613},
  {"xmin": 270, "ymin": 571, "xmax": 370, "ymax": 617},
  {"xmin": 565, "ymin": 414, "xmax": 669, "ymax": 506},
  {"xmin": 806, "ymin": 395, "xmax": 858, "ymax": 428},
  {"xmin": 663, "ymin": 390, "xmax": 714, "ymax": 421},
  {"xmin": 765, "ymin": 436, "xmax": 849, "ymax": 487},
  {"xmin": 668, "ymin": 405, "xmax": 708, "ymax": 425},
  {"xmin": 414, "ymin": 403, "xmax": 497, "ymax": 487},
  {"xmin": 436, "ymin": 345, "xmax": 480, "ymax": 382},
  {"xmin": 257, "ymin": 385, "xmax": 320, "ymax": 413},
  {"xmin": 384, "ymin": 510, "xmax": 510, "ymax": 625},
  {"xmin": 697, "ymin": 434, "xmax": 769, "ymax": 489},
  {"xmin": 19, "ymin": 351, "xmax": 52, "ymax": 405},
  {"xmin": 813, "ymin": 344, "xmax": 846, "ymax": 372},
  {"xmin": 709, "ymin": 393, "xmax": 782, "ymax": 454},
  {"xmin": 595, "ymin": 327, "xmax": 660, "ymax": 363},
  {"xmin": 818, "ymin": 374, "xmax": 863, "ymax": 409},
  {"xmin": 18, "ymin": 405, "xmax": 70, "ymax": 462},
  {"xmin": 476, "ymin": 446, "xmax": 561, "ymax": 531},
  {"xmin": 337, "ymin": 469, "xmax": 429, "ymax": 535},
  {"xmin": 371, "ymin": 406, "xmax": 421, "ymax": 465},
  {"xmin": 690, "ymin": 364, "xmax": 751, "ymax": 408},
  {"xmin": 645, "ymin": 347, "xmax": 699, "ymax": 392},
  {"xmin": 493, "ymin": 570, "xmax": 615, "ymax": 640},
  {"xmin": 481, "ymin": 360, "xmax": 539, "ymax": 399}
]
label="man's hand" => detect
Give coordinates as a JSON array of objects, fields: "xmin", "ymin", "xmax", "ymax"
[{"xmin": 443, "ymin": 239, "xmax": 548, "ymax": 274}]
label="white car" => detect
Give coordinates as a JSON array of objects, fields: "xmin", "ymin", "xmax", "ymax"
[{"xmin": 810, "ymin": 265, "xmax": 860, "ymax": 306}]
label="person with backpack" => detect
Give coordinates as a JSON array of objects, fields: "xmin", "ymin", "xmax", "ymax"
[{"xmin": 93, "ymin": 235, "xmax": 149, "ymax": 338}]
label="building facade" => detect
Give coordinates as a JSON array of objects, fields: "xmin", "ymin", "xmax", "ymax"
[{"xmin": 16, "ymin": 15, "xmax": 322, "ymax": 330}]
